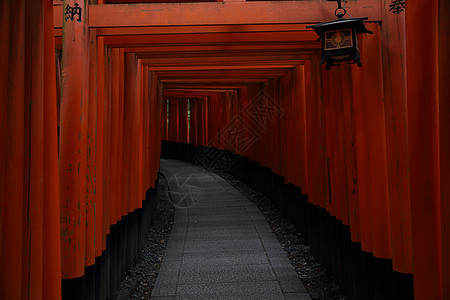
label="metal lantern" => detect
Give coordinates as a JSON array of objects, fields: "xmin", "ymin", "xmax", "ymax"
[{"xmin": 307, "ymin": 0, "xmax": 373, "ymax": 70}]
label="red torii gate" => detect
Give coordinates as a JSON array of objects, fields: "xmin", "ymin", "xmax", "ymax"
[{"xmin": 0, "ymin": 0, "xmax": 449, "ymax": 299}]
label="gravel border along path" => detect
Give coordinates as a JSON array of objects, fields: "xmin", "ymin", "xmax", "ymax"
[{"xmin": 116, "ymin": 174, "xmax": 174, "ymax": 300}]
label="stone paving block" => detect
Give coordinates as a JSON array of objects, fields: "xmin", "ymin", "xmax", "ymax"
[
  {"xmin": 188, "ymin": 213, "xmax": 249, "ymax": 222},
  {"xmin": 164, "ymin": 244, "xmax": 184, "ymax": 254},
  {"xmin": 279, "ymin": 280, "xmax": 308, "ymax": 293},
  {"xmin": 154, "ymin": 261, "xmax": 181, "ymax": 286},
  {"xmin": 175, "ymin": 281, "xmax": 284, "ymax": 300},
  {"xmin": 181, "ymin": 250, "xmax": 269, "ymax": 267},
  {"xmin": 269, "ymin": 257, "xmax": 296, "ymax": 268},
  {"xmin": 197, "ymin": 196, "xmax": 238, "ymax": 201},
  {"xmin": 264, "ymin": 246, "xmax": 289, "ymax": 259},
  {"xmin": 161, "ymin": 251, "xmax": 183, "ymax": 262},
  {"xmin": 185, "ymin": 228, "xmax": 259, "ymax": 241},
  {"xmin": 261, "ymin": 239, "xmax": 284, "ymax": 250},
  {"xmin": 151, "ymin": 284, "xmax": 177, "ymax": 297},
  {"xmin": 284, "ymin": 293, "xmax": 312, "ymax": 300},
  {"xmin": 168, "ymin": 231, "xmax": 186, "ymax": 238},
  {"xmin": 255, "ymin": 226, "xmax": 274, "ymax": 234},
  {"xmin": 190, "ymin": 202, "xmax": 244, "ymax": 209},
  {"xmin": 249, "ymin": 214, "xmax": 266, "ymax": 221},
  {"xmin": 184, "ymin": 224, "xmax": 256, "ymax": 232},
  {"xmin": 183, "ymin": 238, "xmax": 264, "ymax": 253},
  {"xmin": 185, "ymin": 231, "xmax": 259, "ymax": 241},
  {"xmin": 187, "ymin": 206, "xmax": 244, "ymax": 215},
  {"xmin": 177, "ymin": 263, "xmax": 276, "ymax": 285},
  {"xmin": 170, "ymin": 225, "xmax": 188, "ymax": 233},
  {"xmin": 187, "ymin": 219, "xmax": 255, "ymax": 229}
]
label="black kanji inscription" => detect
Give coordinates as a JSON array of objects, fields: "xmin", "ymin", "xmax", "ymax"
[
  {"xmin": 64, "ymin": 3, "xmax": 82, "ymax": 22},
  {"xmin": 389, "ymin": 0, "xmax": 405, "ymax": 14}
]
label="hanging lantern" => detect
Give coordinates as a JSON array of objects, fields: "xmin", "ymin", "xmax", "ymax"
[{"xmin": 307, "ymin": 0, "xmax": 373, "ymax": 70}]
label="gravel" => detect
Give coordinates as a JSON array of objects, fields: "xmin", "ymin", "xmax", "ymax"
[{"xmin": 116, "ymin": 174, "xmax": 174, "ymax": 300}]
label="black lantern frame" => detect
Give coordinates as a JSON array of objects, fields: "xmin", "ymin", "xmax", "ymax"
[{"xmin": 307, "ymin": 3, "xmax": 373, "ymax": 70}]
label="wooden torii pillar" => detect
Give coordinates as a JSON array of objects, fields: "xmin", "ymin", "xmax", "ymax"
[
  {"xmin": 406, "ymin": 1, "xmax": 450, "ymax": 299},
  {"xmin": 59, "ymin": 0, "xmax": 89, "ymax": 297}
]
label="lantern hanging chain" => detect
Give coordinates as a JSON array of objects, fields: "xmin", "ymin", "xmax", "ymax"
[
  {"xmin": 334, "ymin": 0, "xmax": 352, "ymax": 18},
  {"xmin": 342, "ymin": 0, "xmax": 352, "ymax": 17}
]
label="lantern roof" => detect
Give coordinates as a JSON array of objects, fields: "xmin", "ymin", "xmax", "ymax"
[{"xmin": 307, "ymin": 17, "xmax": 373, "ymax": 37}]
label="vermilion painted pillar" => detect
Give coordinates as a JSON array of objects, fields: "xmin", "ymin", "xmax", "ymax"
[
  {"xmin": 322, "ymin": 68, "xmax": 334, "ymax": 215},
  {"xmin": 203, "ymin": 97, "xmax": 209, "ymax": 145},
  {"xmin": 0, "ymin": 1, "xmax": 9, "ymax": 277},
  {"xmin": 1, "ymin": 1, "xmax": 25, "ymax": 298},
  {"xmin": 380, "ymin": 1, "xmax": 413, "ymax": 297},
  {"xmin": 179, "ymin": 99, "xmax": 188, "ymax": 144},
  {"xmin": 157, "ymin": 86, "xmax": 163, "ymax": 165},
  {"xmin": 86, "ymin": 27, "xmax": 98, "ymax": 276},
  {"xmin": 193, "ymin": 99, "xmax": 199, "ymax": 146},
  {"xmin": 351, "ymin": 51, "xmax": 372, "ymax": 258},
  {"xmin": 278, "ymin": 75, "xmax": 288, "ymax": 180},
  {"xmin": 406, "ymin": 1, "xmax": 443, "ymax": 299},
  {"xmin": 56, "ymin": 51, "xmax": 62, "ymax": 127},
  {"xmin": 140, "ymin": 64, "xmax": 146, "ymax": 201},
  {"xmin": 43, "ymin": 0, "xmax": 62, "ymax": 298},
  {"xmin": 156, "ymin": 88, "xmax": 163, "ymax": 169},
  {"xmin": 60, "ymin": 0, "xmax": 89, "ymax": 292},
  {"xmin": 339, "ymin": 63, "xmax": 355, "ymax": 230},
  {"xmin": 189, "ymin": 99, "xmax": 197, "ymax": 146},
  {"xmin": 336, "ymin": 65, "xmax": 350, "ymax": 226},
  {"xmin": 306, "ymin": 56, "xmax": 327, "ymax": 210},
  {"xmin": 294, "ymin": 65, "xmax": 308, "ymax": 193},
  {"xmin": 133, "ymin": 57, "xmax": 141, "ymax": 209},
  {"xmin": 197, "ymin": 98, "xmax": 204, "ymax": 147},
  {"xmin": 283, "ymin": 75, "xmax": 292, "ymax": 184},
  {"xmin": 169, "ymin": 98, "xmax": 180, "ymax": 143},
  {"xmin": 338, "ymin": 59, "xmax": 361, "ymax": 242},
  {"xmin": 207, "ymin": 95, "xmax": 216, "ymax": 148},
  {"xmin": 162, "ymin": 98, "xmax": 168, "ymax": 141},
  {"xmin": 123, "ymin": 53, "xmax": 139, "ymax": 213},
  {"xmin": 167, "ymin": 97, "xmax": 173, "ymax": 142},
  {"xmin": 116, "ymin": 46, "xmax": 126, "ymax": 291},
  {"xmin": 352, "ymin": 23, "xmax": 392, "ymax": 300},
  {"xmin": 118, "ymin": 48, "xmax": 125, "ymax": 220},
  {"xmin": 439, "ymin": 1, "xmax": 450, "ymax": 298},
  {"xmin": 23, "ymin": 0, "xmax": 45, "ymax": 297},
  {"xmin": 148, "ymin": 71, "xmax": 158, "ymax": 188},
  {"xmin": 138, "ymin": 62, "xmax": 144, "ymax": 206},
  {"xmin": 340, "ymin": 63, "xmax": 361, "ymax": 299},
  {"xmin": 238, "ymin": 88, "xmax": 249, "ymax": 157},
  {"xmin": 104, "ymin": 47, "xmax": 112, "ymax": 241},
  {"xmin": 110, "ymin": 48, "xmax": 120, "ymax": 226},
  {"xmin": 122, "ymin": 53, "xmax": 132, "ymax": 214},
  {"xmin": 96, "ymin": 36, "xmax": 105, "ymax": 257}
]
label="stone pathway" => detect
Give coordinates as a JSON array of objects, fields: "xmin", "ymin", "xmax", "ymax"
[{"xmin": 152, "ymin": 159, "xmax": 311, "ymax": 300}]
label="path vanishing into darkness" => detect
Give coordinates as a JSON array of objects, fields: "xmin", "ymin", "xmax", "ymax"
[{"xmin": 151, "ymin": 159, "xmax": 311, "ymax": 300}]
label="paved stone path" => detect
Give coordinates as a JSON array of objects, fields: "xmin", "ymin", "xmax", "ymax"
[{"xmin": 152, "ymin": 159, "xmax": 311, "ymax": 300}]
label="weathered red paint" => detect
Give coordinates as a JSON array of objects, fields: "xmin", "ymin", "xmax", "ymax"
[
  {"xmin": 380, "ymin": 0, "xmax": 412, "ymax": 275},
  {"xmin": 53, "ymin": 1, "xmax": 382, "ymax": 29},
  {"xmin": 59, "ymin": 0, "xmax": 89, "ymax": 279},
  {"xmin": 43, "ymin": 0, "xmax": 62, "ymax": 297},
  {"xmin": 406, "ymin": 1, "xmax": 443, "ymax": 299},
  {"xmin": 439, "ymin": 1, "xmax": 450, "ymax": 298}
]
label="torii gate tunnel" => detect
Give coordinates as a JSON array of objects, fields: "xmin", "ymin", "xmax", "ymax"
[{"xmin": 0, "ymin": 0, "xmax": 449, "ymax": 299}]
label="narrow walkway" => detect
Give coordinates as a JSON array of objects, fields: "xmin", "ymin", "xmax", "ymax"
[{"xmin": 152, "ymin": 160, "xmax": 311, "ymax": 300}]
